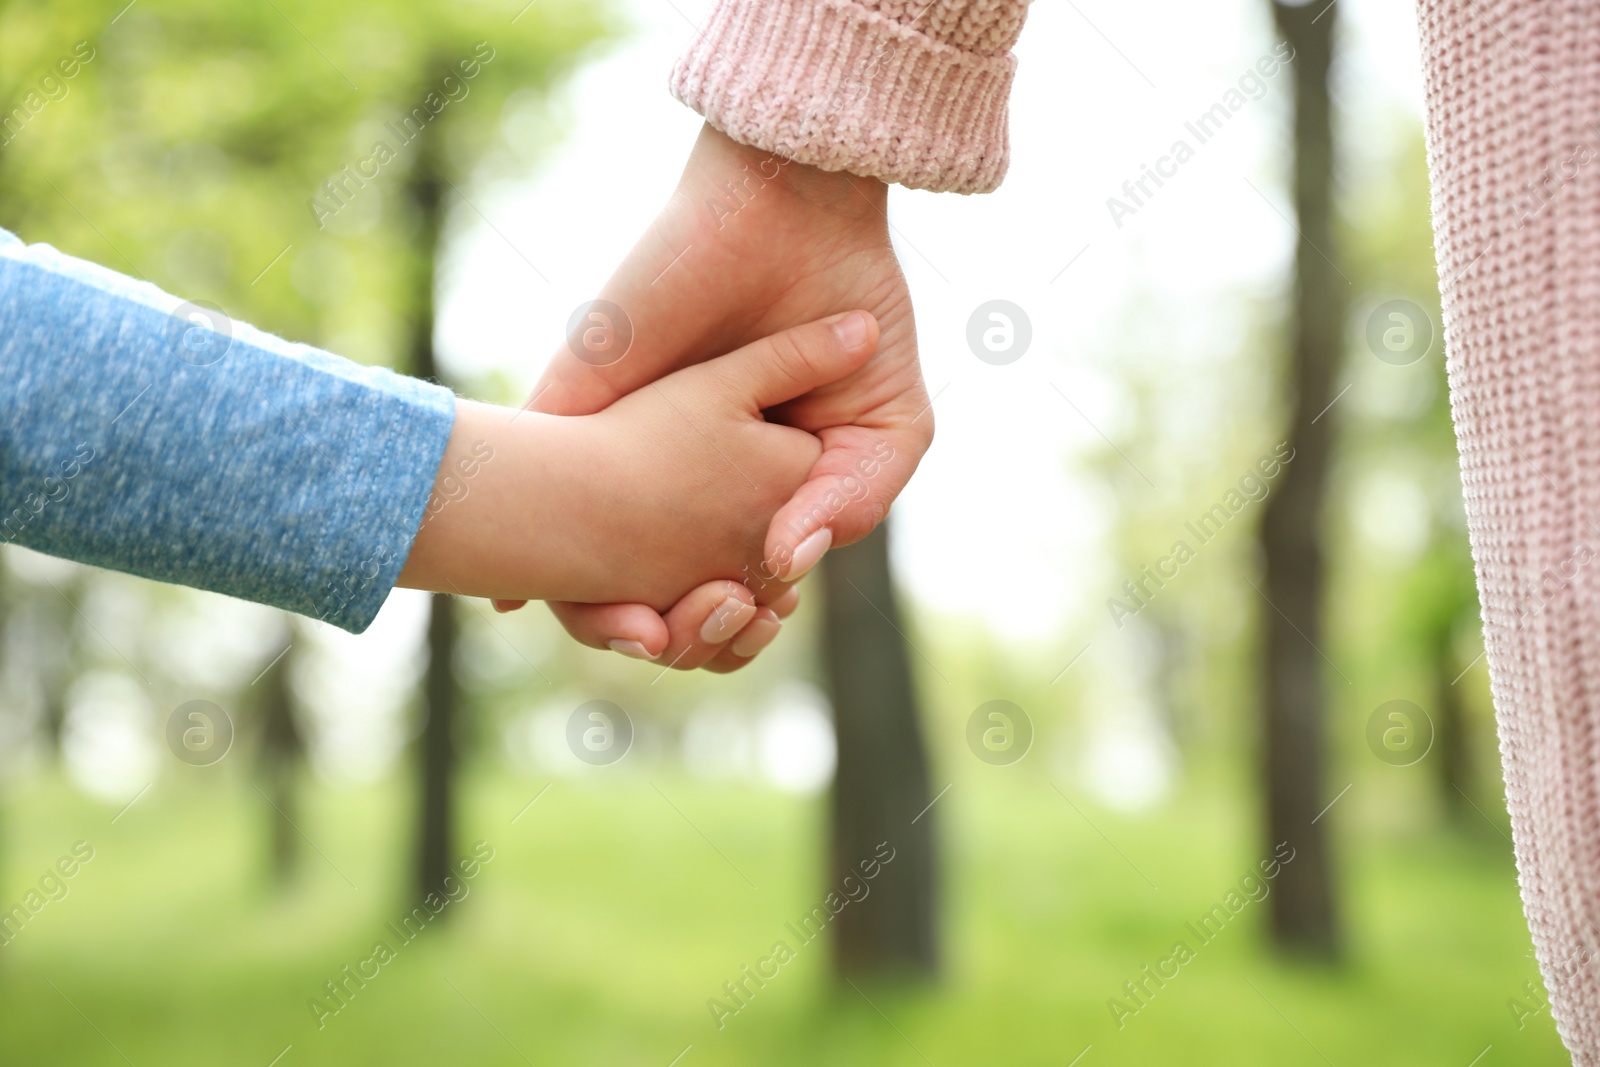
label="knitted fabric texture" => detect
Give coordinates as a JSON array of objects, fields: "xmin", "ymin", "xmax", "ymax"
[
  {"xmin": 1418, "ymin": 0, "xmax": 1600, "ymax": 1059},
  {"xmin": 670, "ymin": 0, "xmax": 1029, "ymax": 193}
]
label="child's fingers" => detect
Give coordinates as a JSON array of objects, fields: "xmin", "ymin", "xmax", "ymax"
[
  {"xmin": 492, "ymin": 597, "xmax": 528, "ymax": 612},
  {"xmin": 546, "ymin": 601, "xmax": 670, "ymax": 659},
  {"xmin": 702, "ymin": 607, "xmax": 785, "ymax": 673},
  {"xmin": 699, "ymin": 587, "xmax": 797, "ymax": 672},
  {"xmin": 703, "ymin": 311, "xmax": 879, "ymax": 413}
]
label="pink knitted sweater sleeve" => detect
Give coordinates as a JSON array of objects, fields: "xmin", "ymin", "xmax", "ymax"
[
  {"xmin": 669, "ymin": 0, "xmax": 1031, "ymax": 194},
  {"xmin": 1418, "ymin": 1, "xmax": 1600, "ymax": 1060}
]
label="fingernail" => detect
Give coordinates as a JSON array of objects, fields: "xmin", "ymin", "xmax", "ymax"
[
  {"xmin": 730, "ymin": 617, "xmax": 781, "ymax": 659},
  {"xmin": 785, "ymin": 528, "xmax": 832, "ymax": 581},
  {"xmin": 832, "ymin": 311, "xmax": 868, "ymax": 349},
  {"xmin": 608, "ymin": 639, "xmax": 654, "ymax": 661},
  {"xmin": 700, "ymin": 597, "xmax": 756, "ymax": 644}
]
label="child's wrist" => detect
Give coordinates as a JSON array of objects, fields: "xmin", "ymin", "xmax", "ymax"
[{"xmin": 397, "ymin": 398, "xmax": 566, "ymax": 601}]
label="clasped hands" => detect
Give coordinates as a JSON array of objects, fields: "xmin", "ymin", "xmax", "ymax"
[{"xmin": 400, "ymin": 126, "xmax": 932, "ymax": 672}]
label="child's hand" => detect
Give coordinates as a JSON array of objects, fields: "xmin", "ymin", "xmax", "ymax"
[
  {"xmin": 527, "ymin": 309, "xmax": 878, "ymax": 607},
  {"xmin": 398, "ymin": 312, "xmax": 879, "ymax": 612}
]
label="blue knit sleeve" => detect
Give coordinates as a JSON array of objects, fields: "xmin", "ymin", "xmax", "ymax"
[{"xmin": 0, "ymin": 228, "xmax": 456, "ymax": 633}]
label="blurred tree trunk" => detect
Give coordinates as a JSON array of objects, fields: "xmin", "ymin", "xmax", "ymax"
[
  {"xmin": 1258, "ymin": 0, "xmax": 1344, "ymax": 957},
  {"xmin": 820, "ymin": 524, "xmax": 938, "ymax": 975},
  {"xmin": 417, "ymin": 593, "xmax": 458, "ymax": 902},
  {"xmin": 405, "ymin": 105, "xmax": 459, "ymax": 906},
  {"xmin": 37, "ymin": 572, "xmax": 85, "ymax": 754},
  {"xmin": 1430, "ymin": 634, "xmax": 1469, "ymax": 815},
  {"xmin": 255, "ymin": 628, "xmax": 304, "ymax": 884},
  {"xmin": 1397, "ymin": 548, "xmax": 1480, "ymax": 817},
  {"xmin": 1428, "ymin": 613, "xmax": 1474, "ymax": 818},
  {"xmin": 1150, "ymin": 617, "xmax": 1194, "ymax": 752}
]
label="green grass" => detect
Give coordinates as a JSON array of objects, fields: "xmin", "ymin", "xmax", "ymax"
[{"xmin": 0, "ymin": 766, "xmax": 1567, "ymax": 1065}]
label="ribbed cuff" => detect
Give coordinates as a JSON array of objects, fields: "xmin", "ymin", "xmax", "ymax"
[{"xmin": 670, "ymin": 0, "xmax": 1017, "ymax": 195}]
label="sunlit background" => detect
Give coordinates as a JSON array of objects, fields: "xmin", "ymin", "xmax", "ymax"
[{"xmin": 0, "ymin": 0, "xmax": 1561, "ymax": 1063}]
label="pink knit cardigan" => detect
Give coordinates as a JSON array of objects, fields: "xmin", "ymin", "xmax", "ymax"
[
  {"xmin": 675, "ymin": 0, "xmax": 1599, "ymax": 1060},
  {"xmin": 670, "ymin": 0, "xmax": 1026, "ymax": 194},
  {"xmin": 1417, "ymin": 2, "xmax": 1600, "ymax": 1061}
]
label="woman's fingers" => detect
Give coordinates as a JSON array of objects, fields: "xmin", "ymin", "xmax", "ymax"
[
  {"xmin": 767, "ymin": 584, "xmax": 800, "ymax": 619},
  {"xmin": 696, "ymin": 577, "xmax": 798, "ymax": 671},
  {"xmin": 543, "ymin": 577, "xmax": 797, "ymax": 670},
  {"xmin": 650, "ymin": 580, "xmax": 758, "ymax": 671},
  {"xmin": 701, "ymin": 607, "xmax": 784, "ymax": 674},
  {"xmin": 762, "ymin": 417, "xmax": 924, "ymax": 582},
  {"xmin": 545, "ymin": 601, "xmax": 670, "ymax": 659}
]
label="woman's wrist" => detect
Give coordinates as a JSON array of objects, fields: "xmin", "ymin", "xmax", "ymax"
[{"xmin": 684, "ymin": 124, "xmax": 888, "ymax": 225}]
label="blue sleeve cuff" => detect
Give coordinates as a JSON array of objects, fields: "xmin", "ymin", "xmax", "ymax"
[{"xmin": 0, "ymin": 229, "xmax": 457, "ymax": 633}]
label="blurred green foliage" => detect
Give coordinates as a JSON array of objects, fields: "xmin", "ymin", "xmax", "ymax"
[
  {"xmin": 0, "ymin": 771, "xmax": 1563, "ymax": 1065},
  {"xmin": 0, "ymin": 0, "xmax": 610, "ymax": 359}
]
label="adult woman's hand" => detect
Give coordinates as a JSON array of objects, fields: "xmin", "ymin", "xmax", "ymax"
[
  {"xmin": 492, "ymin": 123, "xmax": 934, "ymax": 668},
  {"xmin": 494, "ymin": 124, "xmax": 931, "ymax": 671}
]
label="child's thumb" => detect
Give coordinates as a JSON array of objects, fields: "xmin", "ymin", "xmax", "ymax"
[{"xmin": 707, "ymin": 311, "xmax": 878, "ymax": 411}]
